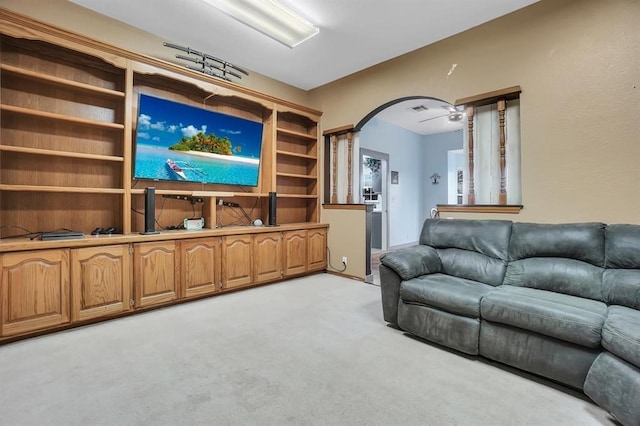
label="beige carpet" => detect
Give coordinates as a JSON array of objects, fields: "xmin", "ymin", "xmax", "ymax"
[{"xmin": 0, "ymin": 274, "xmax": 615, "ymax": 425}]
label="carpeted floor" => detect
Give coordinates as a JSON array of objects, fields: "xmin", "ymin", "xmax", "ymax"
[{"xmin": 0, "ymin": 274, "xmax": 615, "ymax": 425}]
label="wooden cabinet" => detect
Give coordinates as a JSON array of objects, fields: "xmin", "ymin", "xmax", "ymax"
[
  {"xmin": 283, "ymin": 230, "xmax": 307, "ymax": 276},
  {"xmin": 222, "ymin": 235, "xmax": 253, "ymax": 289},
  {"xmin": 307, "ymin": 228, "xmax": 327, "ymax": 272},
  {"xmin": 253, "ymin": 232, "xmax": 283, "ymax": 283},
  {"xmin": 0, "ymin": 224, "xmax": 326, "ymax": 342},
  {"xmin": 71, "ymin": 245, "xmax": 131, "ymax": 321},
  {"xmin": 181, "ymin": 238, "xmax": 221, "ymax": 298},
  {"xmin": 133, "ymin": 241, "xmax": 179, "ymax": 308},
  {"xmin": 0, "ymin": 249, "xmax": 70, "ymax": 336}
]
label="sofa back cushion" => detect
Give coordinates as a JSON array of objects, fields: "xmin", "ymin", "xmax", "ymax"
[
  {"xmin": 504, "ymin": 222, "xmax": 605, "ymax": 301},
  {"xmin": 419, "ymin": 219, "xmax": 512, "ymax": 286},
  {"xmin": 603, "ymin": 224, "xmax": 640, "ymax": 309}
]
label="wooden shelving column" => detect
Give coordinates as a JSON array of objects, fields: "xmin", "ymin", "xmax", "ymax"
[{"xmin": 275, "ymin": 109, "xmax": 320, "ymax": 224}]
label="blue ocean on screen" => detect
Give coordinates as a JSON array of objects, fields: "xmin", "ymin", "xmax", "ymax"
[
  {"xmin": 133, "ymin": 94, "xmax": 264, "ymax": 186},
  {"xmin": 134, "ymin": 143, "xmax": 259, "ymax": 185}
]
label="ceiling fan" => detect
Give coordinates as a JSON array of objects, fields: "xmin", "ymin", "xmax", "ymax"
[{"xmin": 419, "ymin": 105, "xmax": 465, "ymax": 123}]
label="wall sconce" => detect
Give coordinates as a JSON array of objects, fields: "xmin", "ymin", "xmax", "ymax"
[{"xmin": 430, "ymin": 173, "xmax": 441, "ymax": 185}]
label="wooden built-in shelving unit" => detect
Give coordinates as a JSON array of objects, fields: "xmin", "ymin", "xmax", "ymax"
[
  {"xmin": 0, "ymin": 11, "xmax": 322, "ymax": 237},
  {"xmin": 0, "ymin": 9, "xmax": 327, "ymax": 344}
]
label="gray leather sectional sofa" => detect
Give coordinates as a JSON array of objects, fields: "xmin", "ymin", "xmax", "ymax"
[{"xmin": 380, "ymin": 219, "xmax": 640, "ymax": 426}]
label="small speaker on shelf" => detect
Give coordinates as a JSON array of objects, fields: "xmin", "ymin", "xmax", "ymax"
[
  {"xmin": 268, "ymin": 191, "xmax": 277, "ymax": 227},
  {"xmin": 141, "ymin": 186, "xmax": 160, "ymax": 235}
]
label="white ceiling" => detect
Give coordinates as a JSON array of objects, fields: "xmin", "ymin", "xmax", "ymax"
[
  {"xmin": 375, "ymin": 98, "xmax": 465, "ymax": 135},
  {"xmin": 68, "ymin": 0, "xmax": 538, "ymax": 134}
]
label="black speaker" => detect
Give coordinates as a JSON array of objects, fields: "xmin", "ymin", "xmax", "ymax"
[
  {"xmin": 141, "ymin": 187, "xmax": 160, "ymax": 235},
  {"xmin": 268, "ymin": 191, "xmax": 277, "ymax": 226}
]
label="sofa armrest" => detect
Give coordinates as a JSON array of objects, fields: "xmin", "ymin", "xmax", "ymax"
[
  {"xmin": 380, "ymin": 245, "xmax": 441, "ymax": 281},
  {"xmin": 379, "ymin": 245, "xmax": 441, "ymax": 325}
]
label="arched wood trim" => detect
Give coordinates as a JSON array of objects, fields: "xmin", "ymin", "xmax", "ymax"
[{"xmin": 354, "ymin": 95, "xmax": 451, "ymax": 131}]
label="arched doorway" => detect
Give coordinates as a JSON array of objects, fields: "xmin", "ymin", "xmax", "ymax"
[{"xmin": 355, "ymin": 96, "xmax": 464, "ymax": 284}]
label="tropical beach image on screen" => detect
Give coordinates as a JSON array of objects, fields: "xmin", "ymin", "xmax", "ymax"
[{"xmin": 133, "ymin": 94, "xmax": 264, "ymax": 186}]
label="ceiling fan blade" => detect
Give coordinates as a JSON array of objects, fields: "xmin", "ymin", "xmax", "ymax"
[{"xmin": 419, "ymin": 113, "xmax": 449, "ymax": 123}]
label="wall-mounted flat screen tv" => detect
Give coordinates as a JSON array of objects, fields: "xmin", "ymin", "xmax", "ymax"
[{"xmin": 133, "ymin": 93, "xmax": 264, "ymax": 186}]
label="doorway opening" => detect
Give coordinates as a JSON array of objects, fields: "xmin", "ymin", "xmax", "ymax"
[
  {"xmin": 355, "ymin": 95, "xmax": 462, "ymax": 285},
  {"xmin": 360, "ymin": 149, "xmax": 389, "ymax": 252}
]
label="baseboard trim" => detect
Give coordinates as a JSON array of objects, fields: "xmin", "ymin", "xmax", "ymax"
[{"xmin": 326, "ymin": 270, "xmax": 364, "ymax": 281}]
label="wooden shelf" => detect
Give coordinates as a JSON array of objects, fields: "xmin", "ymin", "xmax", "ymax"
[
  {"xmin": 276, "ymin": 150, "xmax": 317, "ymax": 160},
  {"xmin": 0, "ymin": 64, "xmax": 125, "ymax": 98},
  {"xmin": 276, "ymin": 127, "xmax": 317, "ymax": 141},
  {"xmin": 0, "ymin": 184, "xmax": 124, "ymax": 194},
  {"xmin": 276, "ymin": 172, "xmax": 318, "ymax": 180},
  {"xmin": 277, "ymin": 194, "xmax": 318, "ymax": 199},
  {"xmin": 131, "ymin": 189, "xmax": 235, "ymax": 197},
  {"xmin": 0, "ymin": 145, "xmax": 124, "ymax": 162},
  {"xmin": 1, "ymin": 105, "xmax": 125, "ymax": 130}
]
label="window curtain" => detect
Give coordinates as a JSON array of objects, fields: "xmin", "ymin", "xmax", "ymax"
[{"xmin": 329, "ymin": 132, "xmax": 358, "ymax": 203}]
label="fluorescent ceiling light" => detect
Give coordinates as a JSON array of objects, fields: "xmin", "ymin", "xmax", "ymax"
[{"xmin": 203, "ymin": 0, "xmax": 319, "ymax": 48}]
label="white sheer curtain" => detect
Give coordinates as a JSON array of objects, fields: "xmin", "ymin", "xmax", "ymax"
[
  {"xmin": 329, "ymin": 132, "xmax": 357, "ymax": 204},
  {"xmin": 463, "ymin": 99, "xmax": 521, "ymax": 204}
]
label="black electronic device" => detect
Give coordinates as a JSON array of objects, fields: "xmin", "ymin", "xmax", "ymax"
[
  {"xmin": 268, "ymin": 191, "xmax": 277, "ymax": 227},
  {"xmin": 141, "ymin": 187, "xmax": 160, "ymax": 235},
  {"xmin": 41, "ymin": 231, "xmax": 84, "ymax": 241}
]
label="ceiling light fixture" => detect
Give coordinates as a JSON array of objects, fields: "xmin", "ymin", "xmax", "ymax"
[{"xmin": 202, "ymin": 0, "xmax": 319, "ymax": 48}]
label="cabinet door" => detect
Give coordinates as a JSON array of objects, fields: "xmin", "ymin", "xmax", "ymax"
[
  {"xmin": 222, "ymin": 235, "xmax": 253, "ymax": 289},
  {"xmin": 307, "ymin": 229, "xmax": 327, "ymax": 272},
  {"xmin": 181, "ymin": 238, "xmax": 220, "ymax": 299},
  {"xmin": 133, "ymin": 241, "xmax": 179, "ymax": 308},
  {"xmin": 253, "ymin": 232, "xmax": 283, "ymax": 283},
  {"xmin": 71, "ymin": 245, "xmax": 131, "ymax": 322},
  {"xmin": 283, "ymin": 230, "xmax": 307, "ymax": 276},
  {"xmin": 1, "ymin": 249, "xmax": 70, "ymax": 336}
]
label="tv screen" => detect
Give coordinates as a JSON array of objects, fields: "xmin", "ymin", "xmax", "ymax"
[{"xmin": 133, "ymin": 94, "xmax": 264, "ymax": 186}]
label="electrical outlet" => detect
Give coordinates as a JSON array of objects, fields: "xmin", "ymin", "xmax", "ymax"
[{"xmin": 342, "ymin": 256, "xmax": 348, "ymax": 266}]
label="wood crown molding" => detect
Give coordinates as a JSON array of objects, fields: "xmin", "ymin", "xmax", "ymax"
[
  {"xmin": 323, "ymin": 125, "xmax": 355, "ymax": 137},
  {"xmin": 455, "ymin": 86, "xmax": 522, "ymax": 107}
]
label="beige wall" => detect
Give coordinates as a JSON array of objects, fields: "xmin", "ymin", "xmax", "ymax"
[
  {"xmin": 0, "ymin": 0, "xmax": 311, "ymax": 107},
  {"xmin": 321, "ymin": 208, "xmax": 367, "ymax": 279},
  {"xmin": 310, "ymin": 0, "xmax": 639, "ymax": 278}
]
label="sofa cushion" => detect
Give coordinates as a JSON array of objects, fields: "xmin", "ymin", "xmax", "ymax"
[
  {"xmin": 509, "ymin": 222, "xmax": 605, "ymax": 266},
  {"xmin": 480, "ymin": 285, "xmax": 607, "ymax": 348},
  {"xmin": 437, "ymin": 248, "xmax": 506, "ymax": 286},
  {"xmin": 603, "ymin": 224, "xmax": 640, "ymax": 310},
  {"xmin": 419, "ymin": 219, "xmax": 512, "ymax": 260},
  {"xmin": 400, "ymin": 273, "xmax": 495, "ymax": 318},
  {"xmin": 602, "ymin": 305, "xmax": 640, "ymax": 369},
  {"xmin": 504, "ymin": 257, "xmax": 604, "ymax": 301},
  {"xmin": 603, "ymin": 269, "xmax": 640, "ymax": 310},
  {"xmin": 605, "ymin": 224, "xmax": 640, "ymax": 269}
]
